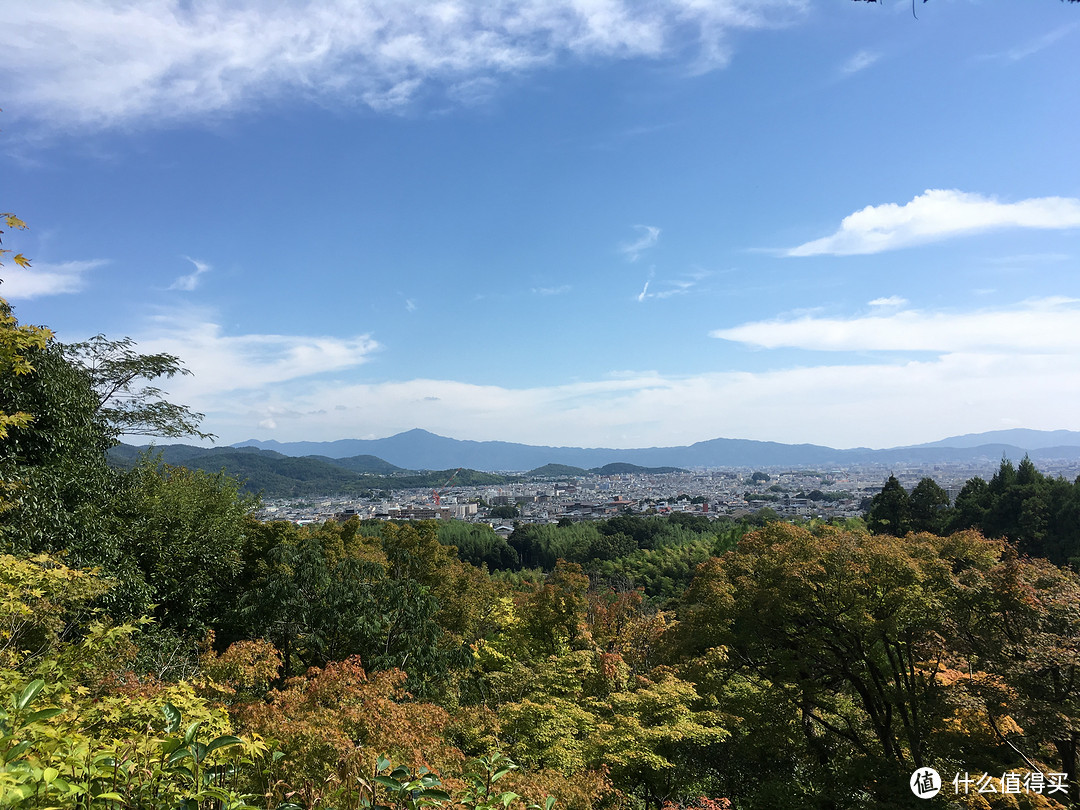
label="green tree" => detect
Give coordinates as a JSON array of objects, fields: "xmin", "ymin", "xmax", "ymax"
[
  {"xmin": 952, "ymin": 545, "xmax": 1080, "ymax": 801},
  {"xmin": 0, "ymin": 341, "xmax": 121, "ymax": 558},
  {"xmin": 62, "ymin": 334, "xmax": 213, "ymax": 440},
  {"xmin": 908, "ymin": 477, "xmax": 950, "ymax": 535},
  {"xmin": 596, "ymin": 670, "xmax": 728, "ymax": 810},
  {"xmin": 948, "ymin": 476, "xmax": 991, "ymax": 534},
  {"xmin": 118, "ymin": 458, "xmax": 257, "ymax": 637},
  {"xmin": 239, "ymin": 521, "xmax": 454, "ymax": 693},
  {"xmin": 438, "ymin": 521, "xmax": 519, "ymax": 570},
  {"xmin": 865, "ymin": 474, "xmax": 911, "ymax": 536}
]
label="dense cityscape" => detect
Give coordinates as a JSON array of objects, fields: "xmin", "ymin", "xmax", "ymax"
[{"xmin": 259, "ymin": 458, "xmax": 1080, "ymax": 526}]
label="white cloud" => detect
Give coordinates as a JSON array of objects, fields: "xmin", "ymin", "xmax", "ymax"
[
  {"xmin": 785, "ymin": 189, "xmax": 1080, "ymax": 257},
  {"xmin": 840, "ymin": 48, "xmax": 880, "ymax": 75},
  {"xmin": 131, "ymin": 312, "xmax": 380, "ymax": 399},
  {"xmin": 622, "ymin": 224, "xmax": 661, "ymax": 262},
  {"xmin": 103, "ymin": 300, "xmax": 1080, "ymax": 450},
  {"xmin": 169, "ymin": 257, "xmax": 211, "ymax": 291},
  {"xmin": 3, "ymin": 0, "xmax": 807, "ymax": 130},
  {"xmin": 710, "ymin": 297, "xmax": 1078, "ymax": 353},
  {"xmin": 197, "ymin": 351, "xmax": 1080, "ymax": 451},
  {"xmin": 868, "ymin": 295, "xmax": 907, "ymax": 309},
  {"xmin": 0, "ymin": 259, "xmax": 105, "ymax": 299}
]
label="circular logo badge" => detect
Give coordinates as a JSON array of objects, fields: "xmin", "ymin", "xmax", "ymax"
[{"xmin": 910, "ymin": 768, "xmax": 942, "ymax": 798}]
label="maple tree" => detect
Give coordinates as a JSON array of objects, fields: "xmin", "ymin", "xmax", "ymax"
[{"xmin": 0, "ymin": 213, "xmax": 49, "ymax": 445}]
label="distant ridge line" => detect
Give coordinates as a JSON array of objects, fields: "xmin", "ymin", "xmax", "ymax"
[{"xmin": 232, "ymin": 428, "xmax": 1080, "ymax": 472}]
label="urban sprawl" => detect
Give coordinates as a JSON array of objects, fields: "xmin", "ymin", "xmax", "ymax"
[{"xmin": 258, "ymin": 458, "xmax": 1080, "ymax": 528}]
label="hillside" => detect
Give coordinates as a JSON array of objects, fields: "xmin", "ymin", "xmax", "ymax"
[{"xmin": 108, "ymin": 444, "xmax": 519, "ymax": 497}]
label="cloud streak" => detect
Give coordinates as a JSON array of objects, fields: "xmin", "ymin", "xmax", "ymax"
[
  {"xmin": 169, "ymin": 257, "xmax": 212, "ymax": 291},
  {"xmin": 785, "ymin": 189, "xmax": 1080, "ymax": 256},
  {"xmin": 622, "ymin": 225, "xmax": 661, "ymax": 261},
  {"xmin": 977, "ymin": 23, "xmax": 1078, "ymax": 63},
  {"xmin": 840, "ymin": 48, "xmax": 880, "ymax": 75},
  {"xmin": 4, "ymin": 0, "xmax": 807, "ymax": 130},
  {"xmin": 636, "ymin": 269, "xmax": 711, "ymax": 302}
]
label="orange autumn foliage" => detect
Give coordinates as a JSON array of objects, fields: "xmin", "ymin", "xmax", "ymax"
[{"xmin": 238, "ymin": 655, "xmax": 464, "ymax": 792}]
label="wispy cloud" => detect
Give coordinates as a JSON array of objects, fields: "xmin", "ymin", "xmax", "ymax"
[
  {"xmin": 867, "ymin": 295, "xmax": 907, "ymax": 309},
  {"xmin": 785, "ymin": 189, "xmax": 1080, "ymax": 257},
  {"xmin": 711, "ymin": 297, "xmax": 1079, "ymax": 353},
  {"xmin": 532, "ymin": 285, "xmax": 571, "ymax": 296},
  {"xmin": 0, "ymin": 259, "xmax": 105, "ymax": 299},
  {"xmin": 3, "ymin": 0, "xmax": 807, "ymax": 130},
  {"xmin": 840, "ymin": 48, "xmax": 880, "ymax": 75},
  {"xmin": 636, "ymin": 269, "xmax": 711, "ymax": 302},
  {"xmin": 977, "ymin": 23, "xmax": 1078, "ymax": 62},
  {"xmin": 169, "ymin": 257, "xmax": 211, "ymax": 291},
  {"xmin": 985, "ymin": 253, "xmax": 1070, "ymax": 265},
  {"xmin": 132, "ymin": 310, "xmax": 380, "ymax": 399},
  {"xmin": 622, "ymin": 225, "xmax": 661, "ymax": 262}
]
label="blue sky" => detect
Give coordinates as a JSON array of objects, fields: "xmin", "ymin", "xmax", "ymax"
[{"xmin": 3, "ymin": 0, "xmax": 1079, "ymax": 450}]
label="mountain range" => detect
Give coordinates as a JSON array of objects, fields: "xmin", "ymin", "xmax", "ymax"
[{"xmin": 234, "ymin": 428, "xmax": 1080, "ymax": 471}]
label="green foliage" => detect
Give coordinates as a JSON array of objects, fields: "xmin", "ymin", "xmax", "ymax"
[
  {"xmin": 673, "ymin": 521, "xmax": 1080, "ymax": 807},
  {"xmin": 116, "ymin": 457, "xmax": 258, "ymax": 635},
  {"xmin": 378, "ymin": 470, "xmax": 515, "ymax": 490},
  {"xmin": 526, "ymin": 465, "xmax": 588, "ymax": 479},
  {"xmin": 437, "ymin": 522, "xmax": 519, "ymax": 570},
  {"xmin": 61, "ymin": 335, "xmax": 213, "ymax": 441},
  {"xmin": 0, "ymin": 682, "xmax": 263, "ymax": 809},
  {"xmin": 947, "ymin": 458, "xmax": 1080, "ymax": 566},
  {"xmin": 236, "ymin": 521, "xmax": 486, "ymax": 694},
  {"xmin": 864, "ymin": 474, "xmax": 911, "ymax": 536},
  {"xmin": 908, "ymin": 477, "xmax": 950, "ymax": 534},
  {"xmin": 596, "ymin": 670, "xmax": 727, "ymax": 807},
  {"xmin": 0, "ymin": 342, "xmax": 122, "ymax": 558}
]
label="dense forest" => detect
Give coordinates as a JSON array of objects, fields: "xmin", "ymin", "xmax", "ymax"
[{"xmin": 5, "ymin": 238, "xmax": 1080, "ymax": 807}]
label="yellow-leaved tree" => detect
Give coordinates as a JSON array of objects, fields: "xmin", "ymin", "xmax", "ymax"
[
  {"xmin": 0, "ymin": 212, "xmax": 50, "ymax": 441},
  {"xmin": 1, "ymin": 212, "xmax": 51, "ymax": 516}
]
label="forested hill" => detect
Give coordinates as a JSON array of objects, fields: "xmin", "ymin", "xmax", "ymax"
[
  {"xmin": 108, "ymin": 443, "xmax": 511, "ymax": 496},
  {"xmin": 108, "ymin": 443, "xmax": 686, "ymax": 496}
]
